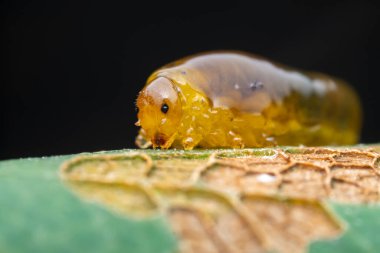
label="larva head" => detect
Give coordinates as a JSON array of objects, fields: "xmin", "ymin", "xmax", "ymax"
[{"xmin": 136, "ymin": 77, "xmax": 182, "ymax": 148}]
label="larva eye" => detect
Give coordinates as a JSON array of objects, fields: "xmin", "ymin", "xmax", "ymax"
[{"xmin": 161, "ymin": 103, "xmax": 169, "ymax": 114}]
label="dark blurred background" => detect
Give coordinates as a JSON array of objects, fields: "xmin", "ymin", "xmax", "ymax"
[{"xmin": 1, "ymin": 0, "xmax": 379, "ymax": 159}]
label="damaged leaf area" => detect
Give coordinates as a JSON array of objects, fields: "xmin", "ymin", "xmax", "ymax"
[{"xmin": 61, "ymin": 146, "xmax": 380, "ymax": 253}]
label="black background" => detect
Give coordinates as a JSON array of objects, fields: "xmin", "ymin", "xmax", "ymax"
[{"xmin": 1, "ymin": 0, "xmax": 379, "ymax": 159}]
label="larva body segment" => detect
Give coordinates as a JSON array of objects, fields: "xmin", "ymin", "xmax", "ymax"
[{"xmin": 136, "ymin": 52, "xmax": 361, "ymax": 149}]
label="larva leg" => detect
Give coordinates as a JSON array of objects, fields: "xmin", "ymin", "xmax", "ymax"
[
  {"xmin": 182, "ymin": 135, "xmax": 202, "ymax": 150},
  {"xmin": 135, "ymin": 128, "xmax": 152, "ymax": 149},
  {"xmin": 228, "ymin": 130, "xmax": 244, "ymax": 148},
  {"xmin": 181, "ymin": 130, "xmax": 203, "ymax": 150}
]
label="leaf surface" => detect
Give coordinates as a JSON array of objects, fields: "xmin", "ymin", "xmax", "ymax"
[
  {"xmin": 0, "ymin": 156, "xmax": 177, "ymax": 253},
  {"xmin": 1, "ymin": 146, "xmax": 380, "ymax": 253}
]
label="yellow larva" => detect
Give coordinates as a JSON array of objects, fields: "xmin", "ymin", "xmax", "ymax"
[{"xmin": 135, "ymin": 51, "xmax": 361, "ymax": 150}]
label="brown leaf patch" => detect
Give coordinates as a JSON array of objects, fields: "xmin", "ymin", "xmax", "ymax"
[{"xmin": 60, "ymin": 146, "xmax": 380, "ymax": 253}]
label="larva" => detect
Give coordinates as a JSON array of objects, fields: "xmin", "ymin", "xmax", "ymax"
[{"xmin": 135, "ymin": 51, "xmax": 361, "ymax": 150}]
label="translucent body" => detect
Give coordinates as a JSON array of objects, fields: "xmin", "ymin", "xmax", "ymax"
[{"xmin": 136, "ymin": 52, "xmax": 361, "ymax": 149}]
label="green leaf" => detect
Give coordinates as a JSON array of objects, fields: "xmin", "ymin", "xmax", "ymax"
[
  {"xmin": 309, "ymin": 202, "xmax": 380, "ymax": 253},
  {"xmin": 0, "ymin": 156, "xmax": 177, "ymax": 253},
  {"xmin": 1, "ymin": 146, "xmax": 380, "ymax": 253}
]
